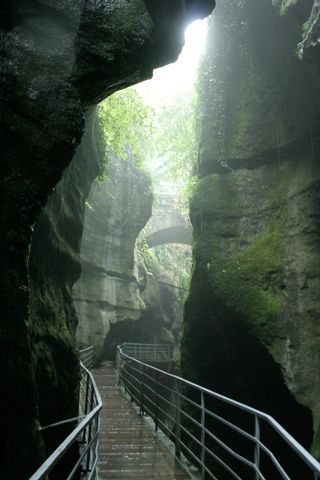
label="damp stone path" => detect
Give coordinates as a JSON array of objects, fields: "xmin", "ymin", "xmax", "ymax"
[{"xmin": 93, "ymin": 361, "xmax": 191, "ymax": 480}]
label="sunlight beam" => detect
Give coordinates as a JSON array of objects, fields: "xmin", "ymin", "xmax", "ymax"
[{"xmin": 137, "ymin": 18, "xmax": 208, "ymax": 107}]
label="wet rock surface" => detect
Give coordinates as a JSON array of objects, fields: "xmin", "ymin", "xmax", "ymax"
[
  {"xmin": 73, "ymin": 153, "xmax": 152, "ymax": 358},
  {"xmin": 73, "ymin": 153, "xmax": 182, "ymax": 361},
  {"xmin": 0, "ymin": 0, "xmax": 215, "ymax": 477},
  {"xmin": 182, "ymin": 0, "xmax": 320, "ymax": 463}
]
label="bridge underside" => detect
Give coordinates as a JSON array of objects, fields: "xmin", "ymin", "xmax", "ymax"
[{"xmin": 146, "ymin": 226, "xmax": 192, "ymax": 247}]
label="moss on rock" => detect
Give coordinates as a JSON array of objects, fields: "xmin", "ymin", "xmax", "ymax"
[
  {"xmin": 190, "ymin": 162, "xmax": 290, "ymax": 358},
  {"xmin": 183, "ymin": 0, "xmax": 320, "ymax": 464}
]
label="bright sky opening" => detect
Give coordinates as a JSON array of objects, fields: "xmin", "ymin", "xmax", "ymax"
[{"xmin": 137, "ymin": 18, "xmax": 208, "ymax": 107}]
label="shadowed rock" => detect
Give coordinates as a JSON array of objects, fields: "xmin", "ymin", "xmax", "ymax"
[{"xmin": 0, "ymin": 0, "xmax": 215, "ymax": 477}]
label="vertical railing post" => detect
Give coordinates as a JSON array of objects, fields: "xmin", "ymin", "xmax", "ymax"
[
  {"xmin": 82, "ymin": 371, "xmax": 90, "ymax": 444},
  {"xmin": 201, "ymin": 390, "xmax": 206, "ymax": 478},
  {"xmin": 116, "ymin": 347, "xmax": 120, "ymax": 386},
  {"xmin": 86, "ymin": 386, "xmax": 95, "ymax": 472},
  {"xmin": 140, "ymin": 364, "xmax": 145, "ymax": 416},
  {"xmin": 88, "ymin": 346, "xmax": 92, "ymax": 369},
  {"xmin": 93, "ymin": 411, "xmax": 100, "ymax": 476},
  {"xmin": 254, "ymin": 415, "xmax": 261, "ymax": 480},
  {"xmin": 175, "ymin": 379, "xmax": 181, "ymax": 459},
  {"xmin": 155, "ymin": 370, "xmax": 159, "ymax": 432},
  {"xmin": 84, "ymin": 371, "xmax": 90, "ymax": 415}
]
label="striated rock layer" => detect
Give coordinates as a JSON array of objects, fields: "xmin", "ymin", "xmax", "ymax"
[
  {"xmin": 73, "ymin": 153, "xmax": 182, "ymax": 361},
  {"xmin": 0, "ymin": 0, "xmax": 215, "ymax": 477},
  {"xmin": 182, "ymin": 0, "xmax": 320, "ymax": 470},
  {"xmin": 73, "ymin": 154, "xmax": 152, "ymax": 358},
  {"xmin": 28, "ymin": 109, "xmax": 102, "ymax": 475}
]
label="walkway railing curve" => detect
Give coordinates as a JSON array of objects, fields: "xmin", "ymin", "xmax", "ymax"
[
  {"xmin": 120, "ymin": 342, "xmax": 175, "ymax": 363},
  {"xmin": 116, "ymin": 343, "xmax": 320, "ymax": 480},
  {"xmin": 29, "ymin": 346, "xmax": 102, "ymax": 480}
]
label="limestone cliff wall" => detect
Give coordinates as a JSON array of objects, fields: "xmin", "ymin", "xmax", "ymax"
[
  {"xmin": 28, "ymin": 110, "xmax": 102, "ymax": 474},
  {"xmin": 0, "ymin": 1, "xmax": 215, "ymax": 477},
  {"xmin": 73, "ymin": 154, "xmax": 152, "ymax": 358},
  {"xmin": 182, "ymin": 0, "xmax": 320, "ymax": 464},
  {"xmin": 73, "ymin": 155, "xmax": 181, "ymax": 360}
]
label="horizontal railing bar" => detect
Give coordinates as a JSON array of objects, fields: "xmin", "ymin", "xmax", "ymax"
[
  {"xmin": 128, "ymin": 380, "xmax": 248, "ymax": 480},
  {"xmin": 204, "ymin": 405, "xmax": 257, "ymax": 443},
  {"xmin": 30, "ymin": 405, "xmax": 101, "ymax": 479},
  {"xmin": 123, "ymin": 342, "xmax": 173, "ymax": 347},
  {"xmin": 177, "ymin": 397, "xmax": 292, "ymax": 480},
  {"xmin": 39, "ymin": 415, "xmax": 86, "ymax": 431},
  {"xmin": 158, "ymin": 400, "xmax": 289, "ymax": 480},
  {"xmin": 118, "ymin": 347, "xmax": 320, "ymax": 476},
  {"xmin": 66, "ymin": 430, "xmax": 99, "ymax": 480},
  {"xmin": 253, "ymin": 465, "xmax": 268, "ymax": 480},
  {"xmin": 29, "ymin": 357, "xmax": 102, "ymax": 480},
  {"xmin": 80, "ymin": 346, "xmax": 94, "ymax": 353},
  {"xmin": 178, "ymin": 419, "xmax": 254, "ymax": 473},
  {"xmin": 126, "ymin": 376, "xmax": 257, "ymax": 480},
  {"xmin": 87, "ymin": 455, "xmax": 99, "ymax": 480},
  {"xmin": 192, "ymin": 431, "xmax": 244, "ymax": 480},
  {"xmin": 122, "ymin": 375, "xmax": 140, "ymax": 395},
  {"xmin": 168, "ymin": 429, "xmax": 218, "ymax": 480}
]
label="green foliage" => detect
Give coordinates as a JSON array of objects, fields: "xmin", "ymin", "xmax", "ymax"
[
  {"xmin": 146, "ymin": 90, "xmax": 200, "ymax": 201},
  {"xmin": 153, "ymin": 244, "xmax": 192, "ymax": 299},
  {"xmin": 210, "ymin": 215, "xmax": 284, "ymax": 340},
  {"xmin": 296, "ymin": 16, "xmax": 314, "ymax": 59},
  {"xmin": 138, "ymin": 243, "xmax": 161, "ymax": 289},
  {"xmin": 97, "ymin": 87, "xmax": 154, "ymax": 181},
  {"xmin": 138, "ymin": 241, "xmax": 192, "ymax": 305},
  {"xmin": 279, "ymin": 0, "xmax": 292, "ymax": 16},
  {"xmin": 191, "ymin": 164, "xmax": 290, "ymax": 355},
  {"xmin": 97, "ymin": 80, "xmax": 200, "ymax": 206}
]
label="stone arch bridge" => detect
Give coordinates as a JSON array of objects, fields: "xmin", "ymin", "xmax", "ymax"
[{"xmin": 143, "ymin": 193, "xmax": 192, "ymax": 247}]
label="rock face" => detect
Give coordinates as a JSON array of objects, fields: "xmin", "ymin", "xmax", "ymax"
[
  {"xmin": 73, "ymin": 154, "xmax": 152, "ymax": 358},
  {"xmin": 73, "ymin": 154, "xmax": 182, "ymax": 360},
  {"xmin": 0, "ymin": 1, "xmax": 215, "ymax": 477},
  {"xmin": 28, "ymin": 109, "xmax": 102, "ymax": 475},
  {"xmin": 182, "ymin": 0, "xmax": 320, "ymax": 468}
]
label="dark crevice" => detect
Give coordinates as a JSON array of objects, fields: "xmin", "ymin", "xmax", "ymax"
[{"xmin": 182, "ymin": 268, "xmax": 314, "ymax": 479}]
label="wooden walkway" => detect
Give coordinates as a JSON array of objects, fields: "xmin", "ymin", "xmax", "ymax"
[{"xmin": 93, "ymin": 361, "xmax": 191, "ymax": 480}]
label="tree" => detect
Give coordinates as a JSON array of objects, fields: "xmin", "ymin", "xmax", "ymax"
[
  {"xmin": 145, "ymin": 90, "xmax": 200, "ymax": 200},
  {"xmin": 97, "ymin": 87, "xmax": 154, "ymax": 179}
]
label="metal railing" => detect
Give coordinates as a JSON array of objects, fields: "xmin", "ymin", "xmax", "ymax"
[
  {"xmin": 80, "ymin": 345, "xmax": 95, "ymax": 370},
  {"xmin": 116, "ymin": 343, "xmax": 320, "ymax": 480},
  {"xmin": 29, "ymin": 346, "xmax": 102, "ymax": 480},
  {"xmin": 120, "ymin": 342, "xmax": 175, "ymax": 363}
]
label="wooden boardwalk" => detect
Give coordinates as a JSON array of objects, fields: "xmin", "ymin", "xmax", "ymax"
[{"xmin": 93, "ymin": 361, "xmax": 191, "ymax": 480}]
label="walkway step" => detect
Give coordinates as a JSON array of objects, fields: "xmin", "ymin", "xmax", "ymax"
[{"xmin": 93, "ymin": 361, "xmax": 191, "ymax": 480}]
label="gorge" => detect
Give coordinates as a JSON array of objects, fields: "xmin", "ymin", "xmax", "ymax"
[{"xmin": 1, "ymin": 0, "xmax": 320, "ymax": 478}]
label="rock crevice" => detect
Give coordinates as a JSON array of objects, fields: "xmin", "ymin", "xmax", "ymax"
[
  {"xmin": 0, "ymin": 1, "xmax": 215, "ymax": 476},
  {"xmin": 182, "ymin": 0, "xmax": 320, "ymax": 465}
]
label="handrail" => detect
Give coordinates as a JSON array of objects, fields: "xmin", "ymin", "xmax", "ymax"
[
  {"xmin": 29, "ymin": 347, "xmax": 102, "ymax": 480},
  {"xmin": 120, "ymin": 342, "xmax": 175, "ymax": 362},
  {"xmin": 116, "ymin": 343, "xmax": 320, "ymax": 480},
  {"xmin": 79, "ymin": 345, "xmax": 95, "ymax": 370}
]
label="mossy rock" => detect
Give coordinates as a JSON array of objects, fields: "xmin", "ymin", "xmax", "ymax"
[
  {"xmin": 191, "ymin": 162, "xmax": 291, "ymax": 356},
  {"xmin": 311, "ymin": 426, "xmax": 320, "ymax": 460}
]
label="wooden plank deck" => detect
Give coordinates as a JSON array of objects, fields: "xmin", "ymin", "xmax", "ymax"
[{"xmin": 93, "ymin": 361, "xmax": 191, "ymax": 480}]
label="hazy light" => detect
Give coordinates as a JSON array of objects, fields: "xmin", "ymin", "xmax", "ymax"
[{"xmin": 137, "ymin": 19, "xmax": 208, "ymax": 107}]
